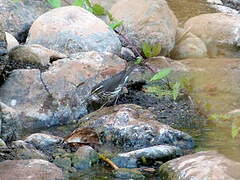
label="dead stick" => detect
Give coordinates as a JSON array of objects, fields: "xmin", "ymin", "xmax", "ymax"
[{"xmin": 98, "ymin": 154, "xmax": 119, "ymax": 170}]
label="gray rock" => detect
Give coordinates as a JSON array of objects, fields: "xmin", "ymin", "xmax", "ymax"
[
  {"xmin": 27, "ymin": 6, "xmax": 121, "ymax": 55},
  {"xmin": 110, "ymin": 0, "xmax": 178, "ymax": 55},
  {"xmin": 159, "ymin": 151, "xmax": 240, "ymax": 180},
  {"xmin": 24, "ymin": 133, "xmax": 63, "ymax": 150},
  {"xmin": 118, "ymin": 145, "xmax": 182, "ymax": 162},
  {"xmin": 13, "ymin": 140, "xmax": 48, "ymax": 160},
  {"xmin": 78, "ymin": 104, "xmax": 194, "ymax": 151},
  {"xmin": 0, "ymin": 0, "xmax": 50, "ymax": 42},
  {"xmin": 53, "ymin": 156, "xmax": 72, "ymax": 171},
  {"xmin": 72, "ymin": 145, "xmax": 99, "ymax": 170},
  {"xmin": 0, "ymin": 159, "xmax": 64, "ymax": 180}
]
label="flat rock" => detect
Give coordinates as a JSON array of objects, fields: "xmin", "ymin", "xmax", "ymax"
[
  {"xmin": 27, "ymin": 6, "xmax": 121, "ymax": 55},
  {"xmin": 0, "ymin": 159, "xmax": 64, "ymax": 180},
  {"xmin": 159, "ymin": 151, "xmax": 240, "ymax": 180},
  {"xmin": 110, "ymin": 0, "xmax": 178, "ymax": 55},
  {"xmin": 78, "ymin": 104, "xmax": 194, "ymax": 151}
]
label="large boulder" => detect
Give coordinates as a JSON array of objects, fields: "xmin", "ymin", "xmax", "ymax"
[
  {"xmin": 27, "ymin": 6, "xmax": 121, "ymax": 55},
  {"xmin": 184, "ymin": 13, "xmax": 240, "ymax": 57},
  {"xmin": 0, "ymin": 51, "xmax": 126, "ymax": 140},
  {"xmin": 110, "ymin": 0, "xmax": 178, "ymax": 55},
  {"xmin": 0, "ymin": 159, "xmax": 64, "ymax": 180},
  {"xmin": 159, "ymin": 151, "xmax": 240, "ymax": 180},
  {"xmin": 78, "ymin": 104, "xmax": 194, "ymax": 151},
  {"xmin": 0, "ymin": 0, "xmax": 50, "ymax": 42}
]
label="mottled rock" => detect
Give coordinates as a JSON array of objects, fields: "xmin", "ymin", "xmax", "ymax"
[
  {"xmin": 72, "ymin": 145, "xmax": 99, "ymax": 170},
  {"xmin": 171, "ymin": 28, "xmax": 207, "ymax": 60},
  {"xmin": 0, "ymin": 24, "xmax": 7, "ymax": 56},
  {"xmin": 159, "ymin": 151, "xmax": 240, "ymax": 180},
  {"xmin": 5, "ymin": 32, "xmax": 19, "ymax": 51},
  {"xmin": 25, "ymin": 133, "xmax": 63, "ymax": 150},
  {"xmin": 8, "ymin": 44, "xmax": 67, "ymax": 66},
  {"xmin": 118, "ymin": 145, "xmax": 182, "ymax": 162},
  {"xmin": 53, "ymin": 156, "xmax": 72, "ymax": 171},
  {"xmin": 0, "ymin": 159, "xmax": 64, "ymax": 180},
  {"xmin": 184, "ymin": 13, "xmax": 240, "ymax": 57},
  {"xmin": 13, "ymin": 140, "xmax": 48, "ymax": 160},
  {"xmin": 27, "ymin": 6, "xmax": 121, "ymax": 55},
  {"xmin": 78, "ymin": 104, "xmax": 194, "ymax": 151},
  {"xmin": 0, "ymin": 52, "xmax": 126, "ymax": 139},
  {"xmin": 0, "ymin": 0, "xmax": 50, "ymax": 42},
  {"xmin": 114, "ymin": 168, "xmax": 145, "ymax": 179},
  {"xmin": 110, "ymin": 0, "xmax": 178, "ymax": 55}
]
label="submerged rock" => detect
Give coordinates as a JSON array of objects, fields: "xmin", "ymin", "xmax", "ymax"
[
  {"xmin": 114, "ymin": 168, "xmax": 145, "ymax": 179},
  {"xmin": 0, "ymin": 159, "xmax": 64, "ymax": 180},
  {"xmin": 110, "ymin": 0, "xmax": 178, "ymax": 55},
  {"xmin": 159, "ymin": 151, "xmax": 240, "ymax": 180},
  {"xmin": 27, "ymin": 6, "xmax": 121, "ymax": 55},
  {"xmin": 78, "ymin": 104, "xmax": 194, "ymax": 151}
]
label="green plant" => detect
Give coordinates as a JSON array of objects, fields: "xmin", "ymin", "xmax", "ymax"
[
  {"xmin": 109, "ymin": 20, "xmax": 123, "ymax": 30},
  {"xmin": 142, "ymin": 42, "xmax": 161, "ymax": 58},
  {"xmin": 48, "ymin": 0, "xmax": 61, "ymax": 8},
  {"xmin": 145, "ymin": 68, "xmax": 182, "ymax": 100}
]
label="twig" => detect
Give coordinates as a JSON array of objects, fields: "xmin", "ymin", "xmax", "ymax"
[{"xmin": 98, "ymin": 153, "xmax": 119, "ymax": 170}]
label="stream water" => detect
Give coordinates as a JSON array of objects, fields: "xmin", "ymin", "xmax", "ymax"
[{"xmin": 166, "ymin": 0, "xmax": 240, "ymax": 162}]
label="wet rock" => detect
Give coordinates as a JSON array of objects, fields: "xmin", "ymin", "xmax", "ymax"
[
  {"xmin": 110, "ymin": 0, "xmax": 178, "ymax": 55},
  {"xmin": 171, "ymin": 27, "xmax": 208, "ymax": 60},
  {"xmin": 0, "ymin": 51, "xmax": 126, "ymax": 139},
  {"xmin": 112, "ymin": 156, "xmax": 138, "ymax": 168},
  {"xmin": 120, "ymin": 47, "xmax": 136, "ymax": 62},
  {"xmin": 0, "ymin": 138, "xmax": 7, "ymax": 148},
  {"xmin": 159, "ymin": 151, "xmax": 240, "ymax": 180},
  {"xmin": 0, "ymin": 159, "xmax": 64, "ymax": 180},
  {"xmin": 118, "ymin": 145, "xmax": 182, "ymax": 163},
  {"xmin": 184, "ymin": 13, "xmax": 240, "ymax": 58},
  {"xmin": 221, "ymin": 0, "xmax": 240, "ymax": 12},
  {"xmin": 78, "ymin": 104, "xmax": 194, "ymax": 151},
  {"xmin": 0, "ymin": 0, "xmax": 50, "ymax": 43},
  {"xmin": 53, "ymin": 155, "xmax": 72, "ymax": 171},
  {"xmin": 5, "ymin": 32, "xmax": 19, "ymax": 51},
  {"xmin": 8, "ymin": 44, "xmax": 67, "ymax": 66},
  {"xmin": 27, "ymin": 6, "xmax": 121, "ymax": 55},
  {"xmin": 13, "ymin": 140, "xmax": 48, "ymax": 160},
  {"xmin": 72, "ymin": 145, "xmax": 99, "ymax": 170},
  {"xmin": 114, "ymin": 168, "xmax": 145, "ymax": 179},
  {"xmin": 24, "ymin": 133, "xmax": 63, "ymax": 150}
]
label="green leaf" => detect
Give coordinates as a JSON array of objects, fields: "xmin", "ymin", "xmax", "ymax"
[
  {"xmin": 109, "ymin": 20, "xmax": 123, "ymax": 30},
  {"xmin": 151, "ymin": 43, "xmax": 161, "ymax": 57},
  {"xmin": 232, "ymin": 125, "xmax": 240, "ymax": 138},
  {"xmin": 134, "ymin": 57, "xmax": 143, "ymax": 65},
  {"xmin": 72, "ymin": 0, "xmax": 84, "ymax": 7},
  {"xmin": 47, "ymin": 0, "xmax": 61, "ymax": 8},
  {"xmin": 92, "ymin": 4, "xmax": 106, "ymax": 16},
  {"xmin": 150, "ymin": 68, "xmax": 172, "ymax": 82},
  {"xmin": 142, "ymin": 42, "xmax": 152, "ymax": 58},
  {"xmin": 172, "ymin": 82, "xmax": 181, "ymax": 100}
]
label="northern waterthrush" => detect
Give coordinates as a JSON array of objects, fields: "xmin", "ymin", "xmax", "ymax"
[{"xmin": 87, "ymin": 65, "xmax": 137, "ymax": 109}]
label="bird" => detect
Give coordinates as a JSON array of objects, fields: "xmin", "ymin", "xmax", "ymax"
[{"xmin": 87, "ymin": 64, "xmax": 137, "ymax": 110}]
